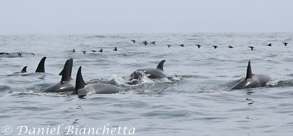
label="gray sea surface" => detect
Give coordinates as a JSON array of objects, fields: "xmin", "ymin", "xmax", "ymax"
[{"xmin": 0, "ymin": 33, "xmax": 293, "ymax": 136}]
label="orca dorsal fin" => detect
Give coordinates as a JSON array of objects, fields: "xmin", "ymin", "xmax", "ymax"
[
  {"xmin": 21, "ymin": 66, "xmax": 27, "ymax": 73},
  {"xmin": 156, "ymin": 60, "xmax": 166, "ymax": 71},
  {"xmin": 61, "ymin": 59, "xmax": 73, "ymax": 82},
  {"xmin": 35, "ymin": 57, "xmax": 46, "ymax": 73},
  {"xmin": 75, "ymin": 66, "xmax": 86, "ymax": 94},
  {"xmin": 246, "ymin": 60, "xmax": 253, "ymax": 79},
  {"xmin": 59, "ymin": 58, "xmax": 73, "ymax": 76}
]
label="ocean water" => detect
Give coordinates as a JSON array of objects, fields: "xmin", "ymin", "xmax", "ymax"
[{"xmin": 0, "ymin": 33, "xmax": 293, "ymax": 136}]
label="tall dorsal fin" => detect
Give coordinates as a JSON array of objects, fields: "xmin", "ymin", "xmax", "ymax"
[
  {"xmin": 35, "ymin": 57, "xmax": 46, "ymax": 73},
  {"xmin": 61, "ymin": 59, "xmax": 73, "ymax": 82},
  {"xmin": 21, "ymin": 66, "xmax": 27, "ymax": 73},
  {"xmin": 246, "ymin": 60, "xmax": 253, "ymax": 79},
  {"xmin": 156, "ymin": 60, "xmax": 166, "ymax": 71},
  {"xmin": 59, "ymin": 58, "xmax": 73, "ymax": 76},
  {"xmin": 74, "ymin": 66, "xmax": 86, "ymax": 94}
]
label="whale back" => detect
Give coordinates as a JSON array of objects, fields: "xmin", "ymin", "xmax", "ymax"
[
  {"xmin": 43, "ymin": 59, "xmax": 75, "ymax": 93},
  {"xmin": 232, "ymin": 60, "xmax": 271, "ymax": 90}
]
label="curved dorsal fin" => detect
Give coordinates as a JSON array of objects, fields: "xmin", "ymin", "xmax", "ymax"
[
  {"xmin": 156, "ymin": 60, "xmax": 166, "ymax": 71},
  {"xmin": 74, "ymin": 66, "xmax": 86, "ymax": 94},
  {"xmin": 21, "ymin": 66, "xmax": 27, "ymax": 73},
  {"xmin": 61, "ymin": 59, "xmax": 73, "ymax": 82},
  {"xmin": 35, "ymin": 57, "xmax": 46, "ymax": 73},
  {"xmin": 246, "ymin": 60, "xmax": 253, "ymax": 79},
  {"xmin": 59, "ymin": 58, "xmax": 73, "ymax": 76}
]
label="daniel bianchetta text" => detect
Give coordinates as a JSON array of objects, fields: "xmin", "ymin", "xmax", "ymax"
[{"xmin": 11, "ymin": 124, "xmax": 136, "ymax": 135}]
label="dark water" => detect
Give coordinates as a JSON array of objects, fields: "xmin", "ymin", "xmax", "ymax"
[{"xmin": 1, "ymin": 33, "xmax": 293, "ymax": 136}]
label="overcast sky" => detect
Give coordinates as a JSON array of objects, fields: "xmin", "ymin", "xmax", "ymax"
[{"xmin": 0, "ymin": 0, "xmax": 292, "ymax": 34}]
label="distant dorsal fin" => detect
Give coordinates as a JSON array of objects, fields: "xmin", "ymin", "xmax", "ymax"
[
  {"xmin": 246, "ymin": 60, "xmax": 253, "ymax": 79},
  {"xmin": 21, "ymin": 66, "xmax": 27, "ymax": 73},
  {"xmin": 156, "ymin": 60, "xmax": 166, "ymax": 71},
  {"xmin": 74, "ymin": 66, "xmax": 86, "ymax": 94},
  {"xmin": 35, "ymin": 57, "xmax": 46, "ymax": 73},
  {"xmin": 61, "ymin": 59, "xmax": 73, "ymax": 82}
]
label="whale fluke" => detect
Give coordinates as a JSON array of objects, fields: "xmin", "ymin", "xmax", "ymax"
[
  {"xmin": 246, "ymin": 60, "xmax": 252, "ymax": 79},
  {"xmin": 35, "ymin": 57, "xmax": 46, "ymax": 73},
  {"xmin": 156, "ymin": 60, "xmax": 166, "ymax": 71},
  {"xmin": 21, "ymin": 66, "xmax": 27, "ymax": 73},
  {"xmin": 61, "ymin": 59, "xmax": 73, "ymax": 83},
  {"xmin": 75, "ymin": 66, "xmax": 86, "ymax": 94}
]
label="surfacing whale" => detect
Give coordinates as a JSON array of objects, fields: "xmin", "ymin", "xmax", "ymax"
[
  {"xmin": 73, "ymin": 66, "xmax": 123, "ymax": 97},
  {"xmin": 130, "ymin": 60, "xmax": 167, "ymax": 81},
  {"xmin": 232, "ymin": 61, "xmax": 271, "ymax": 90},
  {"xmin": 44, "ymin": 59, "xmax": 75, "ymax": 92}
]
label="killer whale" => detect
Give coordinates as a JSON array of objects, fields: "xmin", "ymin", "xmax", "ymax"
[
  {"xmin": 130, "ymin": 60, "xmax": 167, "ymax": 81},
  {"xmin": 232, "ymin": 61, "xmax": 271, "ymax": 90},
  {"xmin": 7, "ymin": 57, "xmax": 46, "ymax": 76},
  {"xmin": 44, "ymin": 59, "xmax": 75, "ymax": 92},
  {"xmin": 73, "ymin": 66, "xmax": 122, "ymax": 97}
]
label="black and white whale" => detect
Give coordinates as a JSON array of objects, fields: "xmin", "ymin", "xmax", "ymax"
[
  {"xmin": 130, "ymin": 60, "xmax": 167, "ymax": 81},
  {"xmin": 44, "ymin": 59, "xmax": 75, "ymax": 92},
  {"xmin": 73, "ymin": 66, "xmax": 123, "ymax": 97},
  {"xmin": 232, "ymin": 61, "xmax": 271, "ymax": 90}
]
